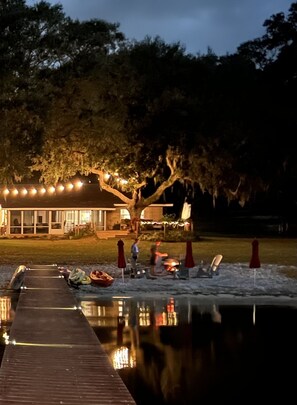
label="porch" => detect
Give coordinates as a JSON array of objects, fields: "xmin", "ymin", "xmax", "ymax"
[{"xmin": 95, "ymin": 230, "xmax": 131, "ymax": 239}]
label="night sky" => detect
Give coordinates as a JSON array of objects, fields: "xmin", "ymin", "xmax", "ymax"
[{"xmin": 27, "ymin": 0, "xmax": 293, "ymax": 55}]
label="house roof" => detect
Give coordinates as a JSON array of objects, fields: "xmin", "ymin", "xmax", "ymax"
[
  {"xmin": 0, "ymin": 184, "xmax": 122, "ymax": 209},
  {"xmin": 0, "ymin": 184, "xmax": 172, "ymax": 210}
]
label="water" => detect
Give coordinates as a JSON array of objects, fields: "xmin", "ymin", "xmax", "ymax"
[
  {"xmin": 1, "ymin": 295, "xmax": 296, "ymax": 404},
  {"xmin": 79, "ymin": 296, "xmax": 297, "ymax": 404},
  {"xmin": 0, "ymin": 292, "xmax": 18, "ymax": 358}
]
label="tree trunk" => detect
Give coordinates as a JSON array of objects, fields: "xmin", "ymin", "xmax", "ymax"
[{"xmin": 129, "ymin": 207, "xmax": 144, "ymax": 238}]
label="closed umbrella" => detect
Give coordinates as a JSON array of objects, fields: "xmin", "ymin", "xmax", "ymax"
[
  {"xmin": 182, "ymin": 240, "xmax": 195, "ymax": 278},
  {"xmin": 185, "ymin": 240, "xmax": 195, "ymax": 269},
  {"xmin": 249, "ymin": 238, "xmax": 261, "ymax": 287},
  {"xmin": 249, "ymin": 238, "xmax": 261, "ymax": 269},
  {"xmin": 117, "ymin": 239, "xmax": 126, "ymax": 282}
]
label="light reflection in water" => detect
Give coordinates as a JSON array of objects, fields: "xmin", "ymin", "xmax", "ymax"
[
  {"xmin": 79, "ymin": 297, "xmax": 297, "ymax": 405},
  {"xmin": 0, "ymin": 296, "xmax": 12, "ymax": 322},
  {"xmin": 80, "ymin": 296, "xmax": 182, "ymax": 329},
  {"xmin": 112, "ymin": 346, "xmax": 136, "ymax": 370},
  {"xmin": 0, "ymin": 294, "xmax": 18, "ymax": 348}
]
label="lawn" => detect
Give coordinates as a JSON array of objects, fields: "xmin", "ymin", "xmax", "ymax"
[{"xmin": 0, "ymin": 235, "xmax": 296, "ymax": 267}]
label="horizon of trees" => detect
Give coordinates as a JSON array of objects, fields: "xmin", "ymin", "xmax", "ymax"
[{"xmin": 1, "ymin": 0, "xmax": 297, "ymax": 228}]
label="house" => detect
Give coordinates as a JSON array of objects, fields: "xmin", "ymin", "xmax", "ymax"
[{"xmin": 0, "ymin": 183, "xmax": 172, "ymax": 237}]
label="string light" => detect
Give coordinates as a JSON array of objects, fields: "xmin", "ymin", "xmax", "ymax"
[
  {"xmin": 29, "ymin": 188, "xmax": 37, "ymax": 196},
  {"xmin": 75, "ymin": 181, "xmax": 83, "ymax": 189},
  {"xmin": 140, "ymin": 220, "xmax": 189, "ymax": 228},
  {"xmin": 0, "ymin": 181, "xmax": 84, "ymax": 198}
]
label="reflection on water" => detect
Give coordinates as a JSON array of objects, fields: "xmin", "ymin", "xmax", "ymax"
[
  {"xmin": 0, "ymin": 296, "xmax": 12, "ymax": 323},
  {"xmin": 79, "ymin": 297, "xmax": 297, "ymax": 405},
  {"xmin": 0, "ymin": 293, "xmax": 18, "ymax": 360}
]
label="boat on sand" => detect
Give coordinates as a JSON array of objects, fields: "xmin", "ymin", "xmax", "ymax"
[
  {"xmin": 68, "ymin": 268, "xmax": 91, "ymax": 287},
  {"xmin": 89, "ymin": 270, "xmax": 114, "ymax": 287},
  {"xmin": 8, "ymin": 265, "xmax": 26, "ymax": 290}
]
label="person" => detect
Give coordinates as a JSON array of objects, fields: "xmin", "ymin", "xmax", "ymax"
[
  {"xmin": 130, "ymin": 238, "xmax": 140, "ymax": 278},
  {"xmin": 150, "ymin": 240, "xmax": 168, "ymax": 275}
]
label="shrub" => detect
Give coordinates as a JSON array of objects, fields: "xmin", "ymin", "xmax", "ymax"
[{"xmin": 139, "ymin": 230, "xmax": 199, "ymax": 242}]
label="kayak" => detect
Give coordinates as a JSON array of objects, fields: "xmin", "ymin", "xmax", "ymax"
[
  {"xmin": 89, "ymin": 270, "xmax": 114, "ymax": 287},
  {"xmin": 68, "ymin": 268, "xmax": 91, "ymax": 286},
  {"xmin": 8, "ymin": 265, "xmax": 26, "ymax": 290}
]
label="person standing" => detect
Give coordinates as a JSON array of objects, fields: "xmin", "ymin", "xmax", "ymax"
[
  {"xmin": 130, "ymin": 238, "xmax": 140, "ymax": 278},
  {"xmin": 150, "ymin": 240, "xmax": 168, "ymax": 275}
]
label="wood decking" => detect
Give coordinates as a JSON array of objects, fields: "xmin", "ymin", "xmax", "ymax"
[{"xmin": 0, "ymin": 265, "xmax": 135, "ymax": 405}]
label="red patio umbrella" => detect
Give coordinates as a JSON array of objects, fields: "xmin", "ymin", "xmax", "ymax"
[
  {"xmin": 184, "ymin": 240, "xmax": 195, "ymax": 269},
  {"xmin": 249, "ymin": 238, "xmax": 261, "ymax": 269},
  {"xmin": 117, "ymin": 239, "xmax": 126, "ymax": 281}
]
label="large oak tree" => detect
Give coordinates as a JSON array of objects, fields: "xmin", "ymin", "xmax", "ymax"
[
  {"xmin": 31, "ymin": 37, "xmax": 263, "ymax": 224},
  {"xmin": 2, "ymin": 0, "xmax": 296, "ymax": 229}
]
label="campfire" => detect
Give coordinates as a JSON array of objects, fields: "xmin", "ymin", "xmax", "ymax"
[{"xmin": 163, "ymin": 258, "xmax": 180, "ymax": 273}]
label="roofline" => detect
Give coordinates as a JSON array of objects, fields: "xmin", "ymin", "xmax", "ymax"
[
  {"xmin": 1, "ymin": 207, "xmax": 116, "ymax": 211},
  {"xmin": 114, "ymin": 203, "xmax": 173, "ymax": 207}
]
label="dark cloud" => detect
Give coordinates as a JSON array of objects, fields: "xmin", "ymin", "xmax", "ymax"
[{"xmin": 27, "ymin": 0, "xmax": 293, "ymax": 55}]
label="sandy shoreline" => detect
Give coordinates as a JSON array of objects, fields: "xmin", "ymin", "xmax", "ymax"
[{"xmin": 1, "ymin": 263, "xmax": 297, "ymax": 303}]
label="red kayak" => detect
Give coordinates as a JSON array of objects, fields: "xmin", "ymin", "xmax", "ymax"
[{"xmin": 89, "ymin": 270, "xmax": 114, "ymax": 287}]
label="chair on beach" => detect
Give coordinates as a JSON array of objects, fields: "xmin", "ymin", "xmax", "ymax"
[{"xmin": 195, "ymin": 254, "xmax": 223, "ymax": 278}]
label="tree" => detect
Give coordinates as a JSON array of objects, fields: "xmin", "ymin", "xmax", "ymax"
[
  {"xmin": 31, "ymin": 38, "xmax": 197, "ymax": 230},
  {"xmin": 3, "ymin": 1, "xmax": 293, "ymax": 233},
  {"xmin": 237, "ymin": 2, "xmax": 297, "ymax": 214},
  {"xmin": 0, "ymin": 0, "xmax": 125, "ymax": 183},
  {"xmin": 31, "ymin": 37, "xmax": 266, "ymax": 231}
]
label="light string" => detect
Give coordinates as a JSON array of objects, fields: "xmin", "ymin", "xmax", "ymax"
[{"xmin": 0, "ymin": 181, "xmax": 83, "ymax": 197}]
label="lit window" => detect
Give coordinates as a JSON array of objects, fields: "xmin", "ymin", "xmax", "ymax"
[{"xmin": 120, "ymin": 209, "xmax": 130, "ymax": 220}]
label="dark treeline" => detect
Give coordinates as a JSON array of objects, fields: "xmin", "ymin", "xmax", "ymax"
[{"xmin": 1, "ymin": 0, "xmax": 296, "ymax": 230}]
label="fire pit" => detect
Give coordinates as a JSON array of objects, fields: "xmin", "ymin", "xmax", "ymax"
[{"xmin": 163, "ymin": 258, "xmax": 180, "ymax": 273}]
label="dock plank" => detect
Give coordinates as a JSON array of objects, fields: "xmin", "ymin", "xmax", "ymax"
[{"xmin": 0, "ymin": 265, "xmax": 135, "ymax": 405}]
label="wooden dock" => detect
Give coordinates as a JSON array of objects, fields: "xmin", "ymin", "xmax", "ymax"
[{"xmin": 0, "ymin": 264, "xmax": 135, "ymax": 405}]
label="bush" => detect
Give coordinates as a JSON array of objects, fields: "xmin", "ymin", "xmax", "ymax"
[
  {"xmin": 67, "ymin": 223, "xmax": 94, "ymax": 239},
  {"xmin": 139, "ymin": 230, "xmax": 199, "ymax": 242}
]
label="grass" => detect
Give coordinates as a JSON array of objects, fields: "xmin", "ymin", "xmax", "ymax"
[{"xmin": 0, "ymin": 235, "xmax": 296, "ymax": 267}]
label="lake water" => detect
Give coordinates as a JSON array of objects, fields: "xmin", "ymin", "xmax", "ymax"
[
  {"xmin": 79, "ymin": 296, "xmax": 297, "ymax": 404},
  {"xmin": 1, "ymin": 294, "xmax": 296, "ymax": 404},
  {"xmin": 0, "ymin": 293, "xmax": 18, "ymax": 359}
]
